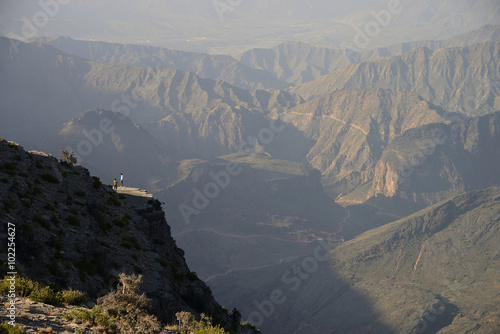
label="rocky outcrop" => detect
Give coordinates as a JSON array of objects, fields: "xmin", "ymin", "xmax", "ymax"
[
  {"xmin": 281, "ymin": 88, "xmax": 446, "ymax": 198},
  {"xmin": 367, "ymin": 111, "xmax": 500, "ymax": 206},
  {"xmin": 0, "ymin": 138, "xmax": 252, "ymax": 332}
]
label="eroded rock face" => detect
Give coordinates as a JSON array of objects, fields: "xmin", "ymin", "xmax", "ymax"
[
  {"xmin": 0, "ymin": 139, "xmax": 238, "ymax": 329},
  {"xmin": 367, "ymin": 111, "xmax": 500, "ymax": 206}
]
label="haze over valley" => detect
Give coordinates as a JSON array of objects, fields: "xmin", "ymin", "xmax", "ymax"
[{"xmin": 1, "ymin": 1, "xmax": 500, "ymax": 333}]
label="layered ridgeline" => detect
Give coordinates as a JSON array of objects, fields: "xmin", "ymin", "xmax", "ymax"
[
  {"xmin": 0, "ymin": 138, "xmax": 257, "ymax": 333},
  {"xmin": 0, "ymin": 37, "xmax": 302, "ymax": 145},
  {"xmin": 280, "ymin": 88, "xmax": 447, "ymax": 198},
  {"xmin": 213, "ymin": 185, "xmax": 500, "ymax": 334},
  {"xmin": 237, "ymin": 41, "xmax": 355, "ymax": 86},
  {"xmin": 291, "ymin": 42, "xmax": 500, "ymax": 116},
  {"xmin": 33, "ymin": 36, "xmax": 289, "ymax": 91},
  {"xmin": 237, "ymin": 25, "xmax": 500, "ymax": 87}
]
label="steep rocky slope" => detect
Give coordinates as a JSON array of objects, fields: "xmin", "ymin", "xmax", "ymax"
[
  {"xmin": 237, "ymin": 41, "xmax": 355, "ymax": 86},
  {"xmin": 292, "ymin": 42, "xmax": 500, "ymax": 116},
  {"xmin": 214, "ymin": 185, "xmax": 500, "ymax": 334},
  {"xmin": 281, "ymin": 88, "xmax": 447, "ymax": 198},
  {"xmin": 0, "ymin": 138, "xmax": 253, "ymax": 332},
  {"xmin": 366, "ymin": 110, "xmax": 500, "ymax": 207}
]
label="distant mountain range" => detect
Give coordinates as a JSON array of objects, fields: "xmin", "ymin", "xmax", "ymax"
[
  {"xmin": 1, "ymin": 23, "xmax": 500, "ymax": 333},
  {"xmin": 238, "ymin": 25, "xmax": 500, "ymax": 86},
  {"xmin": 292, "ymin": 42, "xmax": 500, "ymax": 116},
  {"xmin": 32, "ymin": 36, "xmax": 290, "ymax": 91}
]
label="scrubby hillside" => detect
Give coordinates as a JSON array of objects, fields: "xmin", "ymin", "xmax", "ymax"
[
  {"xmin": 214, "ymin": 185, "xmax": 500, "ymax": 334},
  {"xmin": 0, "ymin": 138, "xmax": 256, "ymax": 333}
]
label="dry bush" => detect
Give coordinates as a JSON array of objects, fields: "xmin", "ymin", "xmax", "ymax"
[{"xmin": 97, "ymin": 273, "xmax": 162, "ymax": 334}]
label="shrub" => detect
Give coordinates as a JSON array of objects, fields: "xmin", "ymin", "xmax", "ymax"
[
  {"xmin": 108, "ymin": 195, "xmax": 121, "ymax": 207},
  {"xmin": 29, "ymin": 286, "xmax": 60, "ymax": 305},
  {"xmin": 155, "ymin": 258, "xmax": 168, "ymax": 268},
  {"xmin": 0, "ymin": 321, "xmax": 25, "ymax": 334},
  {"xmin": 187, "ymin": 271, "xmax": 200, "ymax": 282},
  {"xmin": 60, "ymin": 150, "xmax": 77, "ymax": 164},
  {"xmin": 121, "ymin": 236, "xmax": 143, "ymax": 250},
  {"xmin": 66, "ymin": 215, "xmax": 80, "ymax": 226},
  {"xmin": 3, "ymin": 162, "xmax": 16, "ymax": 176},
  {"xmin": 176, "ymin": 312, "xmax": 229, "ymax": 334},
  {"xmin": 171, "ymin": 266, "xmax": 184, "ymax": 283},
  {"xmin": 40, "ymin": 173, "xmax": 59, "ymax": 183},
  {"xmin": 113, "ymin": 216, "xmax": 129, "ymax": 228},
  {"xmin": 97, "ymin": 273, "xmax": 162, "ymax": 334},
  {"xmin": 92, "ymin": 176, "xmax": 102, "ymax": 189},
  {"xmin": 74, "ymin": 190, "xmax": 86, "ymax": 197},
  {"xmin": 3, "ymin": 162, "xmax": 16, "ymax": 171},
  {"xmin": 64, "ymin": 306, "xmax": 115, "ymax": 330},
  {"xmin": 61, "ymin": 290, "xmax": 88, "ymax": 305},
  {"xmin": 34, "ymin": 215, "xmax": 51, "ymax": 230},
  {"xmin": 0, "ymin": 276, "xmax": 39, "ymax": 297},
  {"xmin": 99, "ymin": 219, "xmax": 113, "ymax": 234}
]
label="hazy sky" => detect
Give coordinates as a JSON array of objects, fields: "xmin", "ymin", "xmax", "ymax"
[
  {"xmin": 0, "ymin": 1, "xmax": 382, "ymax": 20},
  {"xmin": 1, "ymin": 0, "xmax": 499, "ymax": 54}
]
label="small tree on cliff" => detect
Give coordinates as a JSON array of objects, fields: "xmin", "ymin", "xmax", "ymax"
[{"xmin": 60, "ymin": 150, "xmax": 77, "ymax": 164}]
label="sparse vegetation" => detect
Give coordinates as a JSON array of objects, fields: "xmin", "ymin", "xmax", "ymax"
[
  {"xmin": 92, "ymin": 176, "xmax": 102, "ymax": 189},
  {"xmin": 97, "ymin": 273, "xmax": 162, "ymax": 333},
  {"xmin": 74, "ymin": 190, "xmax": 86, "ymax": 197},
  {"xmin": 0, "ymin": 277, "xmax": 87, "ymax": 306},
  {"xmin": 155, "ymin": 257, "xmax": 168, "ymax": 268},
  {"xmin": 64, "ymin": 305, "xmax": 115, "ymax": 331},
  {"xmin": 112, "ymin": 215, "xmax": 130, "ymax": 228},
  {"xmin": 65, "ymin": 215, "xmax": 80, "ymax": 226},
  {"xmin": 121, "ymin": 236, "xmax": 144, "ymax": 250},
  {"xmin": 59, "ymin": 150, "xmax": 77, "ymax": 164},
  {"xmin": 171, "ymin": 266, "xmax": 184, "ymax": 283},
  {"xmin": 0, "ymin": 321, "xmax": 25, "ymax": 334},
  {"xmin": 187, "ymin": 271, "xmax": 200, "ymax": 282},
  {"xmin": 34, "ymin": 215, "xmax": 51, "ymax": 230},
  {"xmin": 108, "ymin": 195, "xmax": 122, "ymax": 207},
  {"xmin": 40, "ymin": 172, "xmax": 59, "ymax": 184},
  {"xmin": 175, "ymin": 311, "xmax": 228, "ymax": 334}
]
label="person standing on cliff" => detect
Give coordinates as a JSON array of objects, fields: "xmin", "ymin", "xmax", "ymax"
[
  {"xmin": 113, "ymin": 178, "xmax": 118, "ymax": 190},
  {"xmin": 120, "ymin": 173, "xmax": 124, "ymax": 187}
]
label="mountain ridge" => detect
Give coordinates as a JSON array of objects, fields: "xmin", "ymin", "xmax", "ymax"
[{"xmin": 291, "ymin": 42, "xmax": 500, "ymax": 116}]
